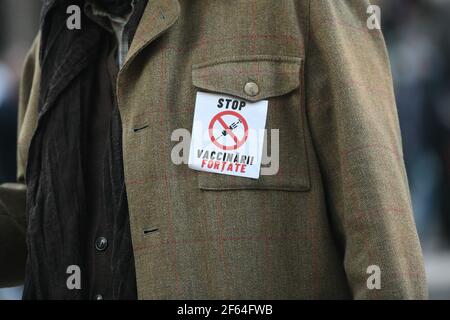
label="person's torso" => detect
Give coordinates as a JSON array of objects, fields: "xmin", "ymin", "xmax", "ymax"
[{"xmin": 21, "ymin": 0, "xmax": 351, "ymax": 299}]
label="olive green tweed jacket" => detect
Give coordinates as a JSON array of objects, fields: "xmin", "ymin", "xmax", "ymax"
[{"xmin": 0, "ymin": 0, "xmax": 427, "ymax": 299}]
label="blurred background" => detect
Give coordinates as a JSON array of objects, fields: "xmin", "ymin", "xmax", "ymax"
[{"xmin": 0, "ymin": 0, "xmax": 449, "ymax": 299}]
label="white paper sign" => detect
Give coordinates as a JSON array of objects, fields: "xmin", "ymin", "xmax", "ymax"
[{"xmin": 188, "ymin": 91, "xmax": 268, "ymax": 179}]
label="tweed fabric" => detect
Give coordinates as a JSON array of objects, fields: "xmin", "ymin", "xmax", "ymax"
[{"xmin": 2, "ymin": 0, "xmax": 427, "ymax": 299}]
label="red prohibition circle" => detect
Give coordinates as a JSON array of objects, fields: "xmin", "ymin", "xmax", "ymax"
[{"xmin": 208, "ymin": 110, "xmax": 249, "ymax": 150}]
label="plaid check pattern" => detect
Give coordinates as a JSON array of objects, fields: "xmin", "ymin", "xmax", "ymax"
[{"xmin": 4, "ymin": 0, "xmax": 427, "ymax": 299}]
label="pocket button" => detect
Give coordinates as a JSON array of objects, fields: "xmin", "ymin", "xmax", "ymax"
[{"xmin": 244, "ymin": 81, "xmax": 259, "ymax": 97}]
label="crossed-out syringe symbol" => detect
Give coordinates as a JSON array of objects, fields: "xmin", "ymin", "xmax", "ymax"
[{"xmin": 215, "ymin": 118, "xmax": 243, "ymax": 142}]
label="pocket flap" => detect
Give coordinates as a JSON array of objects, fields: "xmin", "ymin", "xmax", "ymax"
[{"xmin": 192, "ymin": 55, "xmax": 302, "ymax": 102}]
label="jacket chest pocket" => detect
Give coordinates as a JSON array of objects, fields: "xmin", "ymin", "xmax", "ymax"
[{"xmin": 191, "ymin": 55, "xmax": 310, "ymax": 192}]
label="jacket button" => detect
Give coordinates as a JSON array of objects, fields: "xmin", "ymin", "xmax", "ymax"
[
  {"xmin": 95, "ymin": 237, "xmax": 108, "ymax": 251},
  {"xmin": 94, "ymin": 294, "xmax": 103, "ymax": 300},
  {"xmin": 244, "ymin": 81, "xmax": 259, "ymax": 97}
]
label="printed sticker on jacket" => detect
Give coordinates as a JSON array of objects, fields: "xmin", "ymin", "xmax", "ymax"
[{"xmin": 188, "ymin": 91, "xmax": 268, "ymax": 179}]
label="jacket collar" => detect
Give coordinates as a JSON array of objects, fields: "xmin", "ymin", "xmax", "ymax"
[{"xmin": 41, "ymin": 0, "xmax": 180, "ymax": 71}]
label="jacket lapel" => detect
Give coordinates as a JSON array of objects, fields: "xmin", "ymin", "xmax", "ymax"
[{"xmin": 123, "ymin": 0, "xmax": 180, "ymax": 69}]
